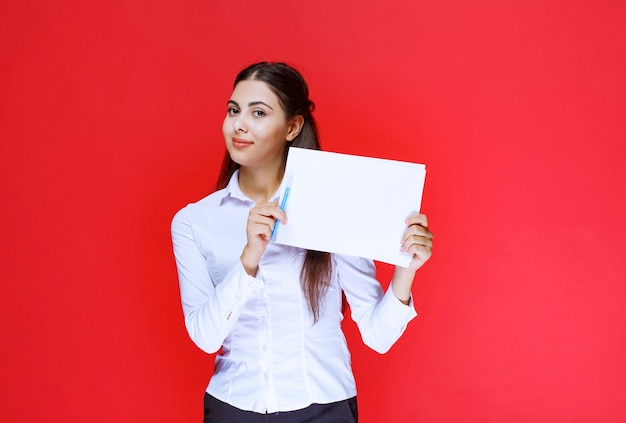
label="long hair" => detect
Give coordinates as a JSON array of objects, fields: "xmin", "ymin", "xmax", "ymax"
[{"xmin": 217, "ymin": 62, "xmax": 333, "ymax": 322}]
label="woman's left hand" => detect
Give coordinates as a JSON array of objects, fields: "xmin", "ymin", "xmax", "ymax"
[{"xmin": 399, "ymin": 213, "xmax": 433, "ymax": 273}]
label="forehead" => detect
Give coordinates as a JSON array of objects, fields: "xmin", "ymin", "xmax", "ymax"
[{"xmin": 230, "ymin": 79, "xmax": 281, "ymax": 108}]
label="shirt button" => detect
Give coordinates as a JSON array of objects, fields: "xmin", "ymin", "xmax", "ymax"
[
  {"xmin": 262, "ymin": 345, "xmax": 267, "ymax": 352},
  {"xmin": 263, "ymin": 373, "xmax": 268, "ymax": 381},
  {"xmin": 235, "ymin": 295, "xmax": 241, "ymax": 302}
]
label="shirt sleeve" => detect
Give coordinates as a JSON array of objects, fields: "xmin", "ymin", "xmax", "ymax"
[
  {"xmin": 171, "ymin": 206, "xmax": 262, "ymax": 354},
  {"xmin": 336, "ymin": 254, "xmax": 418, "ymax": 354}
]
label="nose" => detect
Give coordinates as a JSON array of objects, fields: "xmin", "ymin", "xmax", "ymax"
[{"xmin": 233, "ymin": 115, "xmax": 247, "ymax": 132}]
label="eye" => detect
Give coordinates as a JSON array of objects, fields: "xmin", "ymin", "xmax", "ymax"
[
  {"xmin": 227, "ymin": 107, "xmax": 239, "ymax": 116},
  {"xmin": 253, "ymin": 109, "xmax": 266, "ymax": 117}
]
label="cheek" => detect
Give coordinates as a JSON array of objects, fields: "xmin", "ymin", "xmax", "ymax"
[
  {"xmin": 263, "ymin": 122, "xmax": 289, "ymax": 142},
  {"xmin": 222, "ymin": 118, "xmax": 230, "ymax": 137}
]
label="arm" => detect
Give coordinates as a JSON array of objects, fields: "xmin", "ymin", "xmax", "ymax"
[
  {"xmin": 339, "ymin": 213, "xmax": 433, "ymax": 354},
  {"xmin": 338, "ymin": 255, "xmax": 416, "ymax": 354},
  {"xmin": 171, "ymin": 201, "xmax": 286, "ymax": 354},
  {"xmin": 171, "ymin": 207, "xmax": 261, "ymax": 354}
]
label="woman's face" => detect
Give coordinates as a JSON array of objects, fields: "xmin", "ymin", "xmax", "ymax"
[{"xmin": 223, "ymin": 79, "xmax": 301, "ymax": 171}]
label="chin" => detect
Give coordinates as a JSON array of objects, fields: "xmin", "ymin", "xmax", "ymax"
[{"xmin": 227, "ymin": 154, "xmax": 256, "ymax": 169}]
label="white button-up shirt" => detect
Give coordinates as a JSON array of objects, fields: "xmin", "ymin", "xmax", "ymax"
[{"xmin": 171, "ymin": 171, "xmax": 417, "ymax": 413}]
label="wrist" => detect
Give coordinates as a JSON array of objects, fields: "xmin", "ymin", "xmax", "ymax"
[
  {"xmin": 240, "ymin": 246, "xmax": 261, "ymax": 276},
  {"xmin": 393, "ymin": 266, "xmax": 416, "ymax": 283},
  {"xmin": 391, "ymin": 266, "xmax": 416, "ymax": 305}
]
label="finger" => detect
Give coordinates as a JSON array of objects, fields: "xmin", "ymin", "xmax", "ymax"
[
  {"xmin": 254, "ymin": 203, "xmax": 288, "ymax": 224},
  {"xmin": 248, "ymin": 212, "xmax": 277, "ymax": 230},
  {"xmin": 247, "ymin": 220, "xmax": 279, "ymax": 245},
  {"xmin": 403, "ymin": 237, "xmax": 433, "ymax": 257},
  {"xmin": 407, "ymin": 244, "xmax": 432, "ymax": 262},
  {"xmin": 400, "ymin": 234, "xmax": 433, "ymax": 253},
  {"xmin": 405, "ymin": 213, "xmax": 428, "ymax": 228},
  {"xmin": 403, "ymin": 224, "xmax": 433, "ymax": 238},
  {"xmin": 401, "ymin": 225, "xmax": 433, "ymax": 246}
]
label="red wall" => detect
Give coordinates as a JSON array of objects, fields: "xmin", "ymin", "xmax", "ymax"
[{"xmin": 1, "ymin": 1, "xmax": 625, "ymax": 422}]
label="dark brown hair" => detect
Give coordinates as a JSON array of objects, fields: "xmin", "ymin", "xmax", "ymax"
[{"xmin": 217, "ymin": 62, "xmax": 332, "ymax": 322}]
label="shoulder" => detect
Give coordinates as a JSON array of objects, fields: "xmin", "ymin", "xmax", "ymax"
[{"xmin": 172, "ymin": 188, "xmax": 228, "ymax": 227}]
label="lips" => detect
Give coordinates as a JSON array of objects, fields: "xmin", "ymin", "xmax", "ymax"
[{"xmin": 232, "ymin": 137, "xmax": 253, "ymax": 148}]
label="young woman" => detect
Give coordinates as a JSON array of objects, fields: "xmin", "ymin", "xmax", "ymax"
[{"xmin": 171, "ymin": 62, "xmax": 433, "ymax": 422}]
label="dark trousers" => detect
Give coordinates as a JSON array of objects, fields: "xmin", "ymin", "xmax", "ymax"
[{"xmin": 203, "ymin": 393, "xmax": 358, "ymax": 423}]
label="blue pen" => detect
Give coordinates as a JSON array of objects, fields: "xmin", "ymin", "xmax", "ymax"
[{"xmin": 270, "ymin": 175, "xmax": 292, "ymax": 242}]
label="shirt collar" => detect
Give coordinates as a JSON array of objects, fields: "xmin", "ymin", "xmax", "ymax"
[
  {"xmin": 219, "ymin": 169, "xmax": 283, "ymax": 205},
  {"xmin": 221, "ymin": 170, "xmax": 248, "ymax": 204}
]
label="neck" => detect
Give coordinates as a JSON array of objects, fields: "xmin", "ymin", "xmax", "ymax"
[{"xmin": 238, "ymin": 164, "xmax": 285, "ymax": 204}]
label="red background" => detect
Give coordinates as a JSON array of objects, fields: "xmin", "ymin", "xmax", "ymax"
[{"xmin": 1, "ymin": 1, "xmax": 625, "ymax": 422}]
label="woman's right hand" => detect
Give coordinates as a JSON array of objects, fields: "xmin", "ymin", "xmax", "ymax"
[{"xmin": 240, "ymin": 202, "xmax": 287, "ymax": 276}]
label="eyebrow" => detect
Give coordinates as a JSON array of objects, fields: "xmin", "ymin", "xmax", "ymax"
[{"xmin": 227, "ymin": 100, "xmax": 274, "ymax": 111}]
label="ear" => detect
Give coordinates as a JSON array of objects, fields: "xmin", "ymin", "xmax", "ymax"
[{"xmin": 286, "ymin": 115, "xmax": 304, "ymax": 141}]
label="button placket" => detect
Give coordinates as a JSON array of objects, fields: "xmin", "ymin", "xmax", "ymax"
[{"xmin": 257, "ymin": 291, "xmax": 270, "ymax": 387}]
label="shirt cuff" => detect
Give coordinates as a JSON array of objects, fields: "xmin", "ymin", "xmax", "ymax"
[
  {"xmin": 380, "ymin": 285, "xmax": 418, "ymax": 326},
  {"xmin": 223, "ymin": 260, "xmax": 265, "ymax": 321}
]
